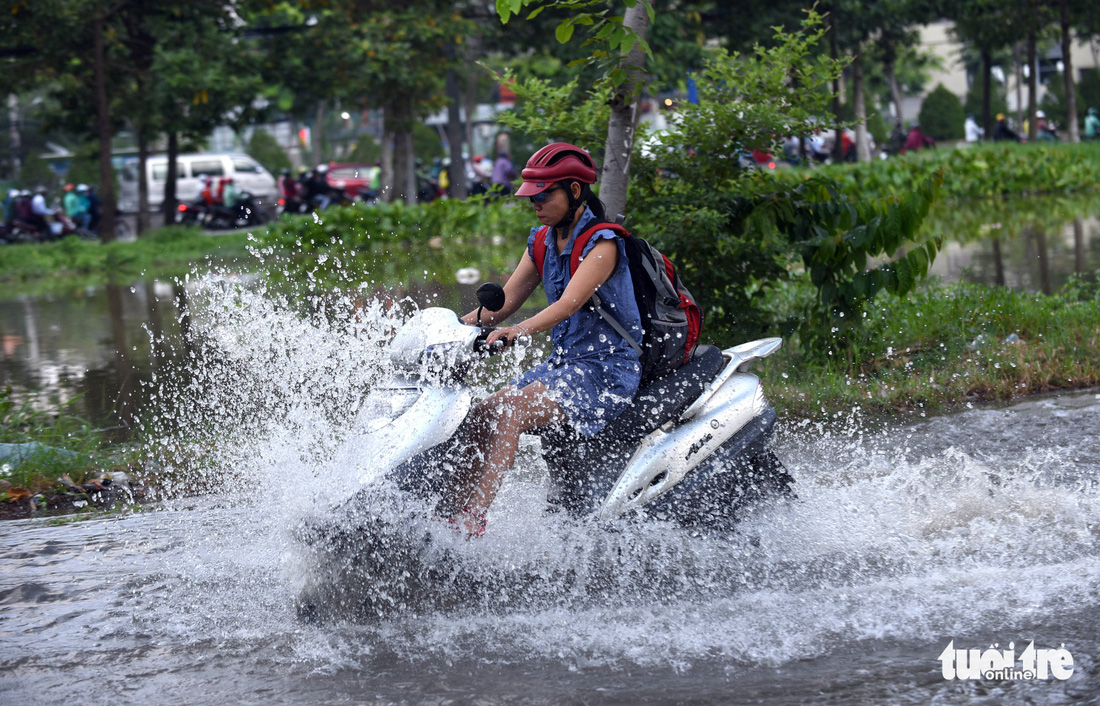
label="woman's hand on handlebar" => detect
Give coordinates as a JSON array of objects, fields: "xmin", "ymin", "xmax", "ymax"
[{"xmin": 485, "ymin": 324, "xmax": 530, "ymax": 349}]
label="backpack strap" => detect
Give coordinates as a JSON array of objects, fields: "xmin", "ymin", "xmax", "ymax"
[
  {"xmin": 572, "ymin": 222, "xmax": 643, "ymax": 356},
  {"xmin": 531, "ymin": 222, "xmax": 626, "ymax": 278},
  {"xmin": 569, "ymin": 222, "xmax": 629, "ymax": 276},
  {"xmin": 590, "ymin": 291, "xmax": 643, "ymax": 357},
  {"xmin": 530, "ymin": 225, "xmax": 550, "ymax": 278}
]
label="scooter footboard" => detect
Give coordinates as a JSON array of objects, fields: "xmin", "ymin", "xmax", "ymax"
[{"xmin": 539, "ymin": 425, "xmax": 636, "ymax": 517}]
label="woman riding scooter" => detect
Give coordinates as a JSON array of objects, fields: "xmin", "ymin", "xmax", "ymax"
[{"xmin": 448, "ymin": 143, "xmax": 643, "ymax": 537}]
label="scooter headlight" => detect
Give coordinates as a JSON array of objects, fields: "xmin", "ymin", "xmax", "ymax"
[
  {"xmin": 358, "ymin": 388, "xmax": 421, "ymax": 431},
  {"xmin": 423, "ymin": 341, "xmax": 465, "ymax": 360}
]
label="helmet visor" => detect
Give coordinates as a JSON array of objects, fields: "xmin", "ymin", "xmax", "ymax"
[{"xmin": 514, "ymin": 179, "xmax": 558, "ymax": 198}]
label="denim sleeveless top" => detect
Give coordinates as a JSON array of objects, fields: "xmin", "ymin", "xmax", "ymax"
[{"xmin": 514, "ymin": 206, "xmax": 642, "ymax": 436}]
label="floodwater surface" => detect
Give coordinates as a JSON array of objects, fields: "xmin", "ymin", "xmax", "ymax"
[
  {"xmin": 0, "ymin": 390, "xmax": 1097, "ymax": 704},
  {"xmin": 1, "ymin": 198, "xmax": 1099, "ymax": 704},
  {"xmin": 1, "ymin": 275, "xmax": 1097, "ymax": 704}
]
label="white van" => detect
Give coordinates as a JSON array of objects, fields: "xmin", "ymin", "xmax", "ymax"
[{"xmin": 118, "ymin": 152, "xmax": 278, "ymax": 213}]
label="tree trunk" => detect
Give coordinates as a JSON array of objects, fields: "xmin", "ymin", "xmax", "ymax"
[
  {"xmin": 380, "ymin": 119, "xmax": 394, "ymax": 203},
  {"xmin": 162, "ymin": 131, "xmax": 179, "ymax": 224},
  {"xmin": 393, "ymin": 130, "xmax": 406, "ymax": 202},
  {"xmin": 136, "ymin": 126, "xmax": 149, "ymax": 235},
  {"xmin": 981, "ymin": 49, "xmax": 993, "ymax": 139},
  {"xmin": 446, "ymin": 68, "xmax": 467, "ymax": 199},
  {"xmin": 1014, "ymin": 43, "xmax": 1023, "ymax": 129},
  {"xmin": 1061, "ymin": 0, "xmax": 1080, "ymax": 142},
  {"xmin": 1027, "ymin": 29, "xmax": 1037, "ymax": 142},
  {"xmin": 599, "ymin": 2, "xmax": 650, "ymax": 220},
  {"xmin": 313, "ymin": 101, "xmax": 326, "ymax": 166},
  {"xmin": 886, "ymin": 61, "xmax": 903, "ymax": 125},
  {"xmin": 7, "ymin": 94, "xmax": 21, "ymax": 181},
  {"xmin": 853, "ymin": 49, "xmax": 871, "ymax": 162},
  {"xmin": 831, "ymin": 19, "xmax": 845, "ymax": 162},
  {"xmin": 93, "ymin": 14, "xmax": 116, "ymax": 243},
  {"xmin": 395, "ymin": 129, "xmax": 416, "ymax": 205},
  {"xmin": 462, "ymin": 33, "xmax": 481, "ymax": 160}
]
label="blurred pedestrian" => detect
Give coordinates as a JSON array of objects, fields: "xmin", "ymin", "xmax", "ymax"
[
  {"xmin": 964, "ymin": 114, "xmax": 983, "ymax": 143},
  {"xmin": 490, "ymin": 151, "xmax": 516, "ymax": 198},
  {"xmin": 904, "ymin": 122, "xmax": 936, "ymax": 151},
  {"xmin": 28, "ymin": 185, "xmax": 55, "ymax": 238},
  {"xmin": 278, "ymin": 168, "xmax": 301, "ymax": 213},
  {"xmin": 1035, "ymin": 110, "xmax": 1058, "ymax": 142},
  {"xmin": 3, "ymin": 188, "xmax": 18, "ymax": 228},
  {"xmin": 888, "ymin": 120, "xmax": 907, "ymax": 155},
  {"xmin": 63, "ymin": 183, "xmax": 90, "ymax": 230},
  {"xmin": 222, "ymin": 177, "xmax": 239, "ymax": 209},
  {"xmin": 198, "ymin": 175, "xmax": 216, "ymax": 205},
  {"xmin": 15, "ymin": 190, "xmax": 33, "ymax": 226},
  {"xmin": 84, "ymin": 185, "xmax": 102, "ymax": 233},
  {"xmin": 1086, "ymin": 107, "xmax": 1100, "ymax": 140},
  {"xmin": 808, "ymin": 129, "xmax": 828, "ymax": 163},
  {"xmin": 993, "ymin": 113, "xmax": 1021, "ymax": 142}
]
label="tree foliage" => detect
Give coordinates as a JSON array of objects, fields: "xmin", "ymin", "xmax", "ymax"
[
  {"xmin": 648, "ymin": 11, "xmax": 843, "ymax": 189},
  {"xmin": 918, "ymin": 84, "xmax": 965, "ymax": 141},
  {"xmin": 493, "ymin": 6, "xmax": 944, "ymax": 351}
]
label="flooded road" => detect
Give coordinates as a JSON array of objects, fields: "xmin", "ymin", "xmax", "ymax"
[
  {"xmin": 1, "ymin": 198, "xmax": 1099, "ymax": 704},
  {"xmin": 1, "ymin": 388, "xmax": 1097, "ymax": 704}
]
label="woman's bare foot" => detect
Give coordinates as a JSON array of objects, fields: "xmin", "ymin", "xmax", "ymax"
[{"xmin": 446, "ymin": 505, "xmax": 487, "ymax": 538}]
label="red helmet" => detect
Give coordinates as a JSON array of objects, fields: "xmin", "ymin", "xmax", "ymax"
[{"xmin": 514, "ymin": 142, "xmax": 597, "ymax": 197}]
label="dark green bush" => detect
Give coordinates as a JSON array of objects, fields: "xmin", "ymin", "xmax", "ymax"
[
  {"xmin": 918, "ymin": 84, "xmax": 966, "ymax": 141},
  {"xmin": 247, "ymin": 128, "xmax": 292, "ymax": 175}
]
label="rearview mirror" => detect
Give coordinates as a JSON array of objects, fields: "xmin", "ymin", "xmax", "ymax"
[{"xmin": 476, "ymin": 282, "xmax": 506, "ymax": 312}]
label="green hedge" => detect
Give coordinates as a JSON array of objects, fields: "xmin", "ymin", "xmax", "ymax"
[
  {"xmin": 776, "ymin": 142, "xmax": 1100, "ymax": 202},
  {"xmin": 0, "ymin": 226, "xmax": 251, "ymax": 290},
  {"xmin": 258, "ymin": 198, "xmax": 532, "ymax": 253}
]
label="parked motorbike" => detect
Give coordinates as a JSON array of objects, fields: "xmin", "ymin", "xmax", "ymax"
[
  {"xmin": 0, "ymin": 218, "xmax": 39, "ymax": 244},
  {"xmin": 182, "ymin": 192, "xmax": 267, "ymax": 230}
]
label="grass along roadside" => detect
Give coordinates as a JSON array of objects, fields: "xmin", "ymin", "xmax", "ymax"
[
  {"xmin": 0, "ymin": 387, "xmax": 146, "ymax": 519},
  {"xmin": 758, "ymin": 277, "xmax": 1100, "ymax": 419},
  {"xmin": 0, "ymin": 225, "xmax": 254, "ymax": 294}
]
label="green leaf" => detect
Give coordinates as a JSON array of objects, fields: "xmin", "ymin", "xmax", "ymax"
[
  {"xmin": 895, "ymin": 257, "xmax": 915, "ymax": 295},
  {"xmin": 555, "ymin": 20, "xmax": 575, "ymax": 44},
  {"xmin": 621, "ymin": 32, "xmax": 637, "ymax": 55},
  {"xmin": 496, "ymin": 0, "xmax": 512, "ymax": 23},
  {"xmin": 910, "ymin": 247, "xmax": 929, "ymax": 276}
]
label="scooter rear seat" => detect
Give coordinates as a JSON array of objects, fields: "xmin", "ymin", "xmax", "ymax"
[{"xmin": 601, "ymin": 344, "xmax": 726, "ymax": 441}]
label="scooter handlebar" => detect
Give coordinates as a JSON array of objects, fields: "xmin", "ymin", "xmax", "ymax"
[{"xmin": 472, "ymin": 326, "xmax": 530, "ymax": 353}]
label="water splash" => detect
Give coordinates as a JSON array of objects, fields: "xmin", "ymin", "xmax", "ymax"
[{"xmin": 137, "ymin": 267, "xmax": 1100, "ymax": 675}]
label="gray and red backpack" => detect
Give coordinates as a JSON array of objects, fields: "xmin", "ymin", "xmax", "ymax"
[{"xmin": 532, "ymin": 222, "xmax": 703, "ymax": 384}]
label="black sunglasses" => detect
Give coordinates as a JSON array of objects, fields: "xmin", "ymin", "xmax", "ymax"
[{"xmin": 528, "ymin": 185, "xmax": 563, "ymax": 205}]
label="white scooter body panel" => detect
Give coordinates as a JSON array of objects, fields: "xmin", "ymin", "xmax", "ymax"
[
  {"xmin": 598, "ymin": 339, "xmax": 779, "ymax": 520},
  {"xmin": 353, "ymin": 385, "xmax": 474, "ymax": 485},
  {"xmin": 353, "ymin": 308, "xmax": 479, "ymax": 483}
]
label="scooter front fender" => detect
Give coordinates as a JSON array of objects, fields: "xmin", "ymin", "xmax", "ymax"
[{"xmin": 352, "ymin": 386, "xmax": 474, "ymax": 484}]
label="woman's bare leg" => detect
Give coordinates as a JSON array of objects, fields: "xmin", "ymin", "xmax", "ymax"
[{"xmin": 450, "ymin": 382, "xmax": 563, "ymax": 534}]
